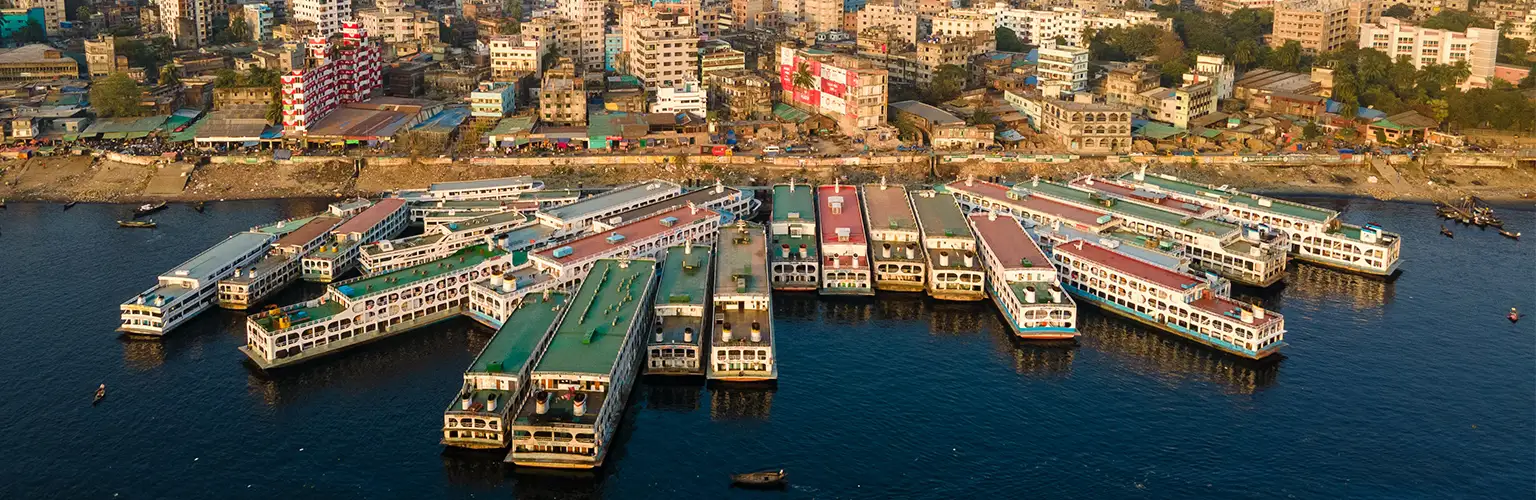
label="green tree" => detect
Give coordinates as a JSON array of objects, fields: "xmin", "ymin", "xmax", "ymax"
[
  {"xmin": 792, "ymin": 64, "xmax": 814, "ymax": 89},
  {"xmin": 230, "ymin": 17, "xmax": 251, "ymax": 41},
  {"xmin": 925, "ymin": 64, "xmax": 967, "ymax": 103},
  {"xmin": 1233, "ymin": 40, "xmax": 1261, "ymax": 70},
  {"xmin": 995, "ymin": 27, "xmax": 1026, "ymax": 52},
  {"xmin": 20, "ymin": 19, "xmax": 44, "ymax": 42},
  {"xmin": 1382, "ymin": 3, "xmax": 1414, "ymax": 18},
  {"xmin": 1497, "ymin": 34, "xmax": 1531, "ymax": 64},
  {"xmin": 1420, "ymin": 10, "xmax": 1493, "ymax": 31},
  {"xmin": 75, "ymin": 5, "xmax": 94, "ymax": 21},
  {"xmin": 968, "ymin": 109, "xmax": 995, "ymax": 126},
  {"xmin": 1265, "ymin": 40, "xmax": 1303, "ymax": 72},
  {"xmin": 1521, "ymin": 65, "xmax": 1536, "ymax": 88},
  {"xmin": 89, "ymin": 73, "xmax": 145, "ymax": 117},
  {"xmin": 1302, "ymin": 122, "xmax": 1321, "ymax": 139},
  {"xmin": 159, "ymin": 64, "xmax": 181, "ymax": 86}
]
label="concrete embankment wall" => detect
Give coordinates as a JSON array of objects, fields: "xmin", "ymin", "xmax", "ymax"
[{"xmin": 207, "ymin": 154, "xmax": 931, "ymax": 169}]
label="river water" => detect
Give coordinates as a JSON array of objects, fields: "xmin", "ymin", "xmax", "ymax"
[{"xmin": 0, "ymin": 197, "xmax": 1531, "ymax": 498}]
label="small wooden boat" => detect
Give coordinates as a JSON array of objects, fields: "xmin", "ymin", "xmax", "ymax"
[
  {"xmin": 1500, "ymin": 230, "xmax": 1520, "ymax": 240},
  {"xmin": 93, "ymin": 384, "xmax": 106, "ymax": 405},
  {"xmin": 134, "ymin": 201, "xmax": 167, "ymax": 217},
  {"xmin": 1440, "ymin": 226, "xmax": 1453, "ymax": 238},
  {"xmin": 118, "ymin": 219, "xmax": 156, "ymax": 228},
  {"xmin": 193, "ymin": 201, "xmax": 206, "ymax": 213},
  {"xmin": 63, "ymin": 201, "xmax": 77, "ymax": 210},
  {"xmin": 1512, "ymin": 308, "xmax": 1521, "ymax": 324},
  {"xmin": 0, "ymin": 198, "xmax": 6, "ymax": 208},
  {"xmin": 731, "ymin": 469, "xmax": 786, "ymax": 487}
]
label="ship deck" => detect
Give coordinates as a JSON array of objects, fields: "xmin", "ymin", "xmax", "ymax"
[
  {"xmin": 513, "ymin": 389, "xmax": 608, "ymax": 426},
  {"xmin": 543, "ymin": 180, "xmax": 679, "ymax": 223},
  {"xmin": 717, "ymin": 222, "xmax": 770, "ymax": 297},
  {"xmin": 816, "ymin": 185, "xmax": 867, "ymax": 245},
  {"xmin": 712, "ymin": 308, "xmax": 772, "ymax": 348},
  {"xmin": 655, "ymin": 245, "xmax": 712, "ymax": 307},
  {"xmin": 970, "ymin": 214, "xmax": 1050, "ymax": 270},
  {"xmin": 1026, "ymin": 181, "xmax": 1234, "ymax": 236},
  {"xmin": 534, "ymin": 206, "xmax": 716, "ymax": 265},
  {"xmin": 1053, "ymin": 239, "xmax": 1200, "ymax": 291},
  {"xmin": 159, "ymin": 231, "xmax": 275, "ymax": 283},
  {"xmin": 911, "ymin": 191, "xmax": 972, "ymax": 240},
  {"xmin": 1072, "ymin": 178, "xmax": 1211, "ymax": 216},
  {"xmin": 534, "ymin": 259, "xmax": 654, "ymax": 376},
  {"xmin": 334, "ymin": 198, "xmax": 406, "ymax": 235},
  {"xmin": 470, "ymin": 292, "xmax": 569, "ymax": 373},
  {"xmin": 254, "ymin": 216, "xmax": 320, "ymax": 236},
  {"xmin": 252, "ymin": 300, "xmax": 346, "ymax": 332},
  {"xmin": 770, "ymin": 184, "xmax": 816, "ymax": 223},
  {"xmin": 274, "ymin": 216, "xmax": 343, "ymax": 249},
  {"xmin": 339, "ymin": 245, "xmax": 507, "ymax": 299},
  {"xmin": 1128, "ymin": 173, "xmax": 1335, "ymax": 222}
]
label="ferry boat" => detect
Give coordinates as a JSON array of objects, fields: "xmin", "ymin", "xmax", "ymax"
[
  {"xmin": 954, "ymin": 177, "xmax": 1289, "ymax": 288},
  {"xmin": 119, "ymin": 231, "xmax": 277, "ymax": 336},
  {"xmin": 1032, "ymin": 219, "xmax": 1192, "ymax": 275},
  {"xmin": 816, "ymin": 182, "xmax": 873, "ymax": 296},
  {"xmin": 1119, "ymin": 168, "xmax": 1402, "ymax": 276},
  {"xmin": 534, "ymin": 180, "xmax": 683, "ymax": 237},
  {"xmin": 768, "ymin": 182, "xmax": 820, "ymax": 291},
  {"xmin": 968, "ymin": 212, "xmax": 1077, "ymax": 339},
  {"xmin": 465, "ymin": 264, "xmax": 569, "ymax": 328},
  {"xmin": 530, "ymin": 204, "xmax": 721, "ymax": 280},
  {"xmin": 410, "ymin": 189, "xmax": 583, "ymax": 230},
  {"xmin": 240, "ymin": 244, "xmax": 517, "ymax": 369},
  {"xmin": 301, "ymin": 198, "xmax": 411, "ymax": 283},
  {"xmin": 507, "ymin": 258, "xmax": 659, "ymax": 469},
  {"xmin": 911, "ymin": 190, "xmax": 985, "ymax": 301},
  {"xmin": 591, "ymin": 181, "xmax": 758, "ymax": 231},
  {"xmin": 645, "ymin": 244, "xmax": 714, "ymax": 376},
  {"xmin": 710, "ymin": 221, "xmax": 777, "ymax": 382},
  {"xmin": 217, "ymin": 216, "xmax": 343, "ymax": 309},
  {"xmin": 1047, "ymin": 238, "xmax": 1285, "ymax": 359},
  {"xmin": 398, "ymin": 176, "xmax": 547, "ymax": 202},
  {"xmin": 860, "ymin": 180, "xmax": 925, "ymax": 292},
  {"xmin": 360, "ymin": 212, "xmax": 549, "ymax": 274},
  {"xmin": 443, "ymin": 290, "xmax": 569, "ymax": 449}
]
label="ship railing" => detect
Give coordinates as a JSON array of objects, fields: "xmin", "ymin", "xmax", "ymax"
[{"xmin": 248, "ymin": 298, "xmax": 325, "ymax": 321}]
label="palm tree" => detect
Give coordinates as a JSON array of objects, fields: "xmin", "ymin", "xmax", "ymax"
[
  {"xmin": 792, "ymin": 65, "xmax": 814, "ymax": 90},
  {"xmin": 158, "ymin": 65, "xmax": 180, "ymax": 87}
]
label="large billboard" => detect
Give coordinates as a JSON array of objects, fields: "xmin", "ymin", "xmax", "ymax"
[{"xmin": 820, "ymin": 93, "xmax": 846, "ymax": 115}]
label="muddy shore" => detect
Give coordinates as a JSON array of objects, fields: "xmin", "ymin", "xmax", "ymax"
[{"xmin": 1, "ymin": 155, "xmax": 1531, "ymax": 204}]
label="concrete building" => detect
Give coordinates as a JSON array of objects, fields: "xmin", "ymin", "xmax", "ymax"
[
  {"xmin": 1358, "ymin": 17, "xmax": 1498, "ymax": 88},
  {"xmin": 0, "ymin": 44, "xmax": 78, "ymax": 81},
  {"xmin": 157, "ymin": 0, "xmax": 215, "ymax": 46},
  {"xmin": 292, "ymin": 0, "xmax": 351, "ymax": 37},
  {"xmin": 0, "ymin": 7, "xmax": 43, "ymax": 40},
  {"xmin": 652, "ymin": 80, "xmax": 706, "ymax": 115},
  {"xmin": 707, "ymin": 69, "xmax": 773, "ymax": 119},
  {"xmin": 778, "ymin": 44, "xmax": 890, "ymax": 136},
  {"xmin": 620, "ymin": 7, "xmax": 699, "ymax": 88},
  {"xmin": 1270, "ymin": 0, "xmax": 1379, "ymax": 55},
  {"xmin": 1024, "ymin": 95, "xmax": 1133, "ymax": 154},
  {"xmin": 805, "ymin": 0, "xmax": 842, "ymax": 33},
  {"xmin": 84, "ymin": 35, "xmax": 129, "ymax": 79},
  {"xmin": 8, "ymin": 0, "xmax": 61, "ymax": 36},
  {"xmin": 889, "ymin": 100, "xmax": 993, "ymax": 149},
  {"xmin": 857, "ymin": 1, "xmax": 918, "ymax": 43},
  {"xmin": 700, "ymin": 45, "xmax": 747, "ymax": 79},
  {"xmin": 279, "ymin": 23, "xmax": 383, "ymax": 133},
  {"xmin": 556, "ymin": 0, "xmax": 606, "ymax": 72},
  {"xmin": 1387, "ymin": 0, "xmax": 1469, "ymax": 19},
  {"xmin": 983, "ymin": 5, "xmax": 1171, "ymax": 47},
  {"xmin": 1141, "ymin": 80, "xmax": 1214, "ymax": 129},
  {"xmin": 1037, "ymin": 43, "xmax": 1089, "ymax": 93},
  {"xmin": 604, "ymin": 32, "xmax": 623, "ymax": 72},
  {"xmin": 488, "ymin": 35, "xmax": 544, "ymax": 81},
  {"xmin": 1104, "ymin": 61, "xmax": 1159, "ymax": 107},
  {"xmin": 931, "ymin": 8, "xmax": 994, "ymax": 39},
  {"xmin": 539, "ymin": 58, "xmax": 586, "ymax": 126},
  {"xmin": 1182, "ymin": 54, "xmax": 1235, "ymax": 100},
  {"xmin": 357, "ymin": 0, "xmax": 439, "ymax": 50},
  {"xmin": 1194, "ymin": 0, "xmax": 1276, "ymax": 14},
  {"xmin": 243, "ymin": 3, "xmax": 274, "ymax": 42},
  {"xmin": 1233, "ymin": 68, "xmax": 1322, "ymax": 110},
  {"xmin": 471, "ymin": 81, "xmax": 516, "ymax": 118}
]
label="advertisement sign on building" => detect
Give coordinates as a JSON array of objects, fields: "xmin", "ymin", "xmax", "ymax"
[{"xmin": 820, "ymin": 93, "xmax": 846, "ymax": 115}]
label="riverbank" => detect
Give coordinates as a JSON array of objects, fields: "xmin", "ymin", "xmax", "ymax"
[{"xmin": 1, "ymin": 154, "xmax": 1531, "ymax": 204}]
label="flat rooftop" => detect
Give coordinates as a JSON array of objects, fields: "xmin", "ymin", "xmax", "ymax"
[
  {"xmin": 656, "ymin": 245, "xmax": 712, "ymax": 307},
  {"xmin": 469, "ymin": 291, "xmax": 569, "ymax": 374},
  {"xmin": 601, "ymin": 185, "xmax": 739, "ymax": 228},
  {"xmin": 429, "ymin": 176, "xmax": 536, "ymax": 193},
  {"xmin": 1025, "ymin": 180, "xmax": 1234, "ymax": 236},
  {"xmin": 717, "ymin": 222, "xmax": 770, "ymax": 296},
  {"xmin": 252, "ymin": 299, "xmax": 346, "ymax": 333},
  {"xmin": 274, "ymin": 216, "xmax": 342, "ymax": 249},
  {"xmin": 771, "ymin": 184, "xmax": 816, "ymax": 222},
  {"xmin": 162, "ymin": 231, "xmax": 274, "ymax": 282},
  {"xmin": 337, "ymin": 245, "xmax": 506, "ymax": 299},
  {"xmin": 713, "ymin": 308, "xmax": 771, "ymax": 347},
  {"xmin": 817, "ymin": 184, "xmax": 867, "ymax": 245},
  {"xmin": 335, "ymin": 198, "xmax": 406, "ymax": 235},
  {"xmin": 970, "ymin": 214, "xmax": 1050, "ymax": 271},
  {"xmin": 861, "ymin": 184, "xmax": 918, "ymax": 234},
  {"xmin": 944, "ymin": 180, "xmax": 1115, "ymax": 228},
  {"xmin": 911, "ymin": 191, "xmax": 972, "ymax": 239},
  {"xmin": 1054, "ymin": 238, "xmax": 1199, "ymax": 291},
  {"xmin": 1072, "ymin": 177, "xmax": 1209, "ymax": 217},
  {"xmin": 534, "ymin": 259, "xmax": 656, "ymax": 376},
  {"xmin": 543, "ymin": 180, "xmax": 680, "ymax": 223},
  {"xmin": 254, "ymin": 215, "xmax": 320, "ymax": 235},
  {"xmin": 365, "ymin": 212, "xmax": 531, "ymax": 256},
  {"xmin": 1129, "ymin": 173, "xmax": 1336, "ymax": 223},
  {"xmin": 890, "ymin": 100, "xmax": 964, "ymax": 126},
  {"xmin": 301, "ymin": 106, "xmax": 409, "ymax": 138},
  {"xmin": 534, "ymin": 205, "xmax": 717, "ymax": 264}
]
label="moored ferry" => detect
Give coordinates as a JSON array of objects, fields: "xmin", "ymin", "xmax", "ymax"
[
  {"xmin": 465, "ymin": 265, "xmax": 569, "ymax": 328},
  {"xmin": 591, "ymin": 181, "xmax": 759, "ymax": 231},
  {"xmin": 411, "ymin": 190, "xmax": 583, "ymax": 230},
  {"xmin": 443, "ymin": 290, "xmax": 569, "ymax": 449},
  {"xmin": 507, "ymin": 258, "xmax": 659, "ymax": 469},
  {"xmin": 710, "ymin": 221, "xmax": 776, "ymax": 382},
  {"xmin": 816, "ymin": 183, "xmax": 873, "ymax": 296},
  {"xmin": 535, "ymin": 180, "xmax": 683, "ymax": 237},
  {"xmin": 120, "ymin": 231, "xmax": 277, "ymax": 336},
  {"xmin": 645, "ymin": 244, "xmax": 714, "ymax": 376},
  {"xmin": 768, "ymin": 182, "xmax": 820, "ymax": 291},
  {"xmin": 911, "ymin": 190, "xmax": 984, "ymax": 301},
  {"xmin": 301, "ymin": 198, "xmax": 411, "ymax": 283},
  {"xmin": 968, "ymin": 212, "xmax": 1077, "ymax": 339},
  {"xmin": 1119, "ymin": 168, "xmax": 1402, "ymax": 276},
  {"xmin": 861, "ymin": 180, "xmax": 925, "ymax": 292},
  {"xmin": 1047, "ymin": 238, "xmax": 1285, "ymax": 359},
  {"xmin": 241, "ymin": 244, "xmax": 517, "ymax": 369},
  {"xmin": 360, "ymin": 212, "xmax": 549, "ymax": 274},
  {"xmin": 398, "ymin": 176, "xmax": 547, "ymax": 202},
  {"xmin": 530, "ymin": 204, "xmax": 721, "ymax": 280},
  {"xmin": 217, "ymin": 215, "xmax": 343, "ymax": 309}
]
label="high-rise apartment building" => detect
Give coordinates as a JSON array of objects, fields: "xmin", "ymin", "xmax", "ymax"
[
  {"xmin": 556, "ymin": 0, "xmax": 605, "ymax": 72},
  {"xmin": 1037, "ymin": 43, "xmax": 1090, "ymax": 93},
  {"xmin": 857, "ymin": 0, "xmax": 918, "ymax": 43},
  {"xmin": 5, "ymin": 0, "xmax": 60, "ymax": 35},
  {"xmin": 778, "ymin": 44, "xmax": 889, "ymax": 136},
  {"xmin": 539, "ymin": 58, "xmax": 587, "ymax": 126},
  {"xmin": 157, "ymin": 0, "xmax": 214, "ymax": 46},
  {"xmin": 357, "ymin": 0, "xmax": 439, "ymax": 49},
  {"xmin": 244, "ymin": 3, "xmax": 274, "ymax": 42},
  {"xmin": 1358, "ymin": 17, "xmax": 1498, "ymax": 87},
  {"xmin": 292, "ymin": 0, "xmax": 351, "ymax": 37},
  {"xmin": 620, "ymin": 7, "xmax": 699, "ymax": 88},
  {"xmin": 1271, "ymin": 0, "xmax": 1379, "ymax": 54},
  {"xmin": 488, "ymin": 35, "xmax": 545, "ymax": 81},
  {"xmin": 279, "ymin": 23, "xmax": 383, "ymax": 132}
]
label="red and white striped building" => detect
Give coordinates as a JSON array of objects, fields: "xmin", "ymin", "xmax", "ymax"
[{"xmin": 280, "ymin": 22, "xmax": 384, "ymax": 133}]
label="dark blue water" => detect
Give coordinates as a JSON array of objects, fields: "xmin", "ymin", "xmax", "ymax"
[{"xmin": 1, "ymin": 198, "xmax": 1532, "ymax": 498}]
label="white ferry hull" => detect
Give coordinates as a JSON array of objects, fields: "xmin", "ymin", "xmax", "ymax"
[
  {"xmin": 985, "ymin": 281, "xmax": 1077, "ymax": 340},
  {"xmin": 240, "ymin": 307, "xmax": 464, "ymax": 370},
  {"xmin": 1061, "ymin": 283, "xmax": 1282, "ymax": 360}
]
